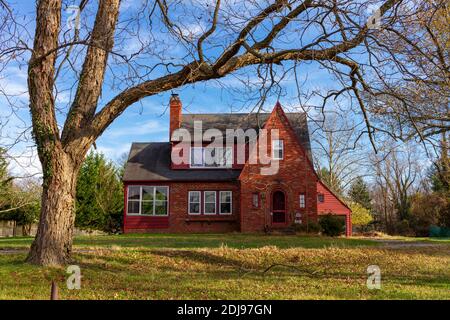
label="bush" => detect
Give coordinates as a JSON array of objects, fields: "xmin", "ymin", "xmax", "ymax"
[
  {"xmin": 394, "ymin": 219, "xmax": 413, "ymax": 236},
  {"xmin": 349, "ymin": 202, "xmax": 373, "ymax": 227},
  {"xmin": 319, "ymin": 214, "xmax": 345, "ymax": 237}
]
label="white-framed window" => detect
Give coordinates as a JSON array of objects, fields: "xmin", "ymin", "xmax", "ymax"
[
  {"xmin": 127, "ymin": 186, "xmax": 169, "ymax": 216},
  {"xmin": 189, "ymin": 146, "xmax": 232, "ymax": 168},
  {"xmin": 127, "ymin": 186, "xmax": 141, "ymax": 214},
  {"xmin": 188, "ymin": 191, "xmax": 201, "ymax": 215},
  {"xmin": 252, "ymin": 193, "xmax": 259, "ymax": 208},
  {"xmin": 299, "ymin": 194, "xmax": 306, "ymax": 208},
  {"xmin": 203, "ymin": 191, "xmax": 217, "ymax": 215},
  {"xmin": 190, "ymin": 147, "xmax": 204, "ymax": 167},
  {"xmin": 272, "ymin": 140, "xmax": 284, "ymax": 160},
  {"xmin": 219, "ymin": 191, "xmax": 232, "ymax": 215}
]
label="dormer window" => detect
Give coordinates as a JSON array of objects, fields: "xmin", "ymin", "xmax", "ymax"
[
  {"xmin": 272, "ymin": 140, "xmax": 284, "ymax": 160},
  {"xmin": 190, "ymin": 146, "xmax": 232, "ymax": 168}
]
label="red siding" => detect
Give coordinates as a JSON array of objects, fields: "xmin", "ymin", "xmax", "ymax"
[
  {"xmin": 317, "ymin": 180, "xmax": 352, "ymax": 236},
  {"xmin": 317, "ymin": 181, "xmax": 350, "ymax": 215}
]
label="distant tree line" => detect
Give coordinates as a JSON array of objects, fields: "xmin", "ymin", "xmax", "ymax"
[
  {"xmin": 0, "ymin": 149, "xmax": 124, "ymax": 235},
  {"xmin": 316, "ymin": 135, "xmax": 449, "ymax": 237}
]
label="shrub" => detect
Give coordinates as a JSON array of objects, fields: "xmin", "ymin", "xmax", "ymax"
[
  {"xmin": 394, "ymin": 219, "xmax": 413, "ymax": 236},
  {"xmin": 319, "ymin": 214, "xmax": 345, "ymax": 237},
  {"xmin": 349, "ymin": 202, "xmax": 373, "ymax": 227}
]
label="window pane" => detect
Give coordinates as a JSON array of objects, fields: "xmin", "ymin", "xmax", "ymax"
[
  {"xmin": 154, "ymin": 201, "xmax": 167, "ymax": 215},
  {"xmin": 277, "ymin": 149, "xmax": 283, "ymax": 159},
  {"xmin": 220, "ymin": 203, "xmax": 231, "ymax": 214},
  {"xmin": 189, "ymin": 203, "xmax": 200, "ymax": 214},
  {"xmin": 299, "ymin": 194, "xmax": 305, "ymax": 208},
  {"xmin": 142, "ymin": 186, "xmax": 154, "ymax": 201},
  {"xmin": 225, "ymin": 148, "xmax": 232, "ymax": 166},
  {"xmin": 220, "ymin": 191, "xmax": 231, "ymax": 203},
  {"xmin": 205, "ymin": 203, "xmax": 216, "ymax": 214},
  {"xmin": 204, "ymin": 148, "xmax": 217, "ymax": 167},
  {"xmin": 128, "ymin": 186, "xmax": 140, "ymax": 200},
  {"xmin": 155, "ymin": 187, "xmax": 168, "ymax": 200},
  {"xmin": 189, "ymin": 191, "xmax": 200, "ymax": 203},
  {"xmin": 318, "ymin": 194, "xmax": 324, "ymax": 203},
  {"xmin": 273, "ymin": 140, "xmax": 283, "ymax": 159},
  {"xmin": 141, "ymin": 201, "xmax": 153, "ymax": 215},
  {"xmin": 252, "ymin": 193, "xmax": 259, "ymax": 208},
  {"xmin": 191, "ymin": 147, "xmax": 203, "ymax": 166},
  {"xmin": 204, "ymin": 191, "xmax": 216, "ymax": 202},
  {"xmin": 127, "ymin": 201, "xmax": 140, "ymax": 214},
  {"xmin": 274, "ymin": 140, "xmax": 282, "ymax": 148}
]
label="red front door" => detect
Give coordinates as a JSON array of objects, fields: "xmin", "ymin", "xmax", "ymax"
[{"xmin": 272, "ymin": 191, "xmax": 286, "ymax": 225}]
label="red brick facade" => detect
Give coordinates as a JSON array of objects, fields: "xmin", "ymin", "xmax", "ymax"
[
  {"xmin": 124, "ymin": 181, "xmax": 241, "ymax": 233},
  {"xmin": 239, "ymin": 104, "xmax": 318, "ymax": 232},
  {"xmin": 123, "ymin": 100, "xmax": 352, "ymax": 235}
]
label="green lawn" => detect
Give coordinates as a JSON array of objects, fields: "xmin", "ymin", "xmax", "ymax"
[
  {"xmin": 0, "ymin": 234, "xmax": 449, "ymax": 300},
  {"xmin": 0, "ymin": 233, "xmax": 377, "ymax": 250}
]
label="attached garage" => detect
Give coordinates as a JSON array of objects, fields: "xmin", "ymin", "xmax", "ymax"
[{"xmin": 316, "ymin": 181, "xmax": 352, "ymax": 236}]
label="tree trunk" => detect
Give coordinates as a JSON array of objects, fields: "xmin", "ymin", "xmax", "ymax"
[{"xmin": 26, "ymin": 150, "xmax": 79, "ymax": 266}]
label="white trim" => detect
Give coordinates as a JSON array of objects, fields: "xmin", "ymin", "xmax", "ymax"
[
  {"xmin": 252, "ymin": 193, "xmax": 259, "ymax": 208},
  {"xmin": 203, "ymin": 191, "xmax": 217, "ymax": 215},
  {"xmin": 188, "ymin": 191, "xmax": 201, "ymax": 215},
  {"xmin": 126, "ymin": 185, "xmax": 169, "ymax": 216},
  {"xmin": 299, "ymin": 194, "xmax": 305, "ymax": 208},
  {"xmin": 272, "ymin": 139, "xmax": 284, "ymax": 160},
  {"xmin": 219, "ymin": 191, "xmax": 233, "ymax": 215},
  {"xmin": 190, "ymin": 147, "xmax": 204, "ymax": 168},
  {"xmin": 189, "ymin": 146, "xmax": 233, "ymax": 168}
]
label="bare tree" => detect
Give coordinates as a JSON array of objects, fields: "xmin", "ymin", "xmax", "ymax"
[
  {"xmin": 364, "ymin": 0, "xmax": 449, "ymax": 143},
  {"xmin": 0, "ymin": 0, "xmax": 432, "ymax": 265},
  {"xmin": 312, "ymin": 112, "xmax": 369, "ymax": 195},
  {"xmin": 371, "ymin": 144, "xmax": 422, "ymax": 232}
]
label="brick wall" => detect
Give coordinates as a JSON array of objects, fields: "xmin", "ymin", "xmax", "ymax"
[
  {"xmin": 239, "ymin": 104, "xmax": 318, "ymax": 232},
  {"xmin": 124, "ymin": 181, "xmax": 240, "ymax": 233}
]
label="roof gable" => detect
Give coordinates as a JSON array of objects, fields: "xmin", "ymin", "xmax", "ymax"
[{"xmin": 175, "ymin": 109, "xmax": 312, "ymax": 163}]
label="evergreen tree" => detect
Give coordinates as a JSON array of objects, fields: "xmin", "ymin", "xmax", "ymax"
[
  {"xmin": 348, "ymin": 177, "xmax": 372, "ymax": 210},
  {"xmin": 76, "ymin": 151, "xmax": 123, "ymax": 233}
]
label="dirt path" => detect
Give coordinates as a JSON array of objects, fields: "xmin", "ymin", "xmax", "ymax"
[{"xmin": 372, "ymin": 239, "xmax": 450, "ymax": 249}]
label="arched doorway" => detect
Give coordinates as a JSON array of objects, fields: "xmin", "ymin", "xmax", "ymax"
[{"xmin": 272, "ymin": 190, "xmax": 286, "ymax": 225}]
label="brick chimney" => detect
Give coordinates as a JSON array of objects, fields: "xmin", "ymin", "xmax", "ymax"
[{"xmin": 169, "ymin": 93, "xmax": 182, "ymax": 140}]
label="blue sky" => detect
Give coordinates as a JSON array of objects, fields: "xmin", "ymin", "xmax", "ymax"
[{"xmin": 0, "ymin": 0, "xmax": 409, "ymax": 178}]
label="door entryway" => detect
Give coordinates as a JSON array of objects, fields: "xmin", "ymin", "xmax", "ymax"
[{"xmin": 272, "ymin": 190, "xmax": 286, "ymax": 225}]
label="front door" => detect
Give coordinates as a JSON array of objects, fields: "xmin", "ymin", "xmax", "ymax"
[{"xmin": 272, "ymin": 191, "xmax": 286, "ymax": 225}]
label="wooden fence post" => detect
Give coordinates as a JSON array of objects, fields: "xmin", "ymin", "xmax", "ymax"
[{"xmin": 50, "ymin": 281, "xmax": 59, "ymax": 300}]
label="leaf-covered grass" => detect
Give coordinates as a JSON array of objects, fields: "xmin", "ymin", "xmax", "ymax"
[
  {"xmin": 0, "ymin": 233, "xmax": 377, "ymax": 250},
  {"xmin": 0, "ymin": 234, "xmax": 449, "ymax": 300}
]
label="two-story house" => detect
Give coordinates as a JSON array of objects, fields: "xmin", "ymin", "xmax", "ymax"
[{"xmin": 122, "ymin": 94, "xmax": 351, "ymax": 235}]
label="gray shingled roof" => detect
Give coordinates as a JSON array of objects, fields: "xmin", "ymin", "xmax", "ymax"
[
  {"xmin": 123, "ymin": 142, "xmax": 241, "ymax": 182},
  {"xmin": 123, "ymin": 112, "xmax": 312, "ymax": 182}
]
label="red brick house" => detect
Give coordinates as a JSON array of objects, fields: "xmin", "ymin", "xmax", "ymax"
[{"xmin": 123, "ymin": 95, "xmax": 352, "ymax": 236}]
